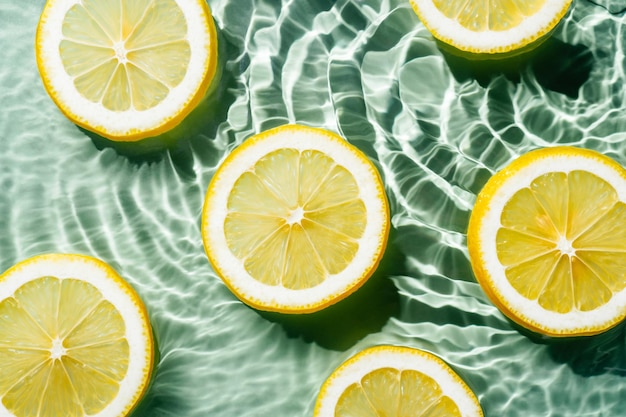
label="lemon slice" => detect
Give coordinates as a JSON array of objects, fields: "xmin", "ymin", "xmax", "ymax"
[
  {"xmin": 0, "ymin": 254, "xmax": 154, "ymax": 417},
  {"xmin": 201, "ymin": 124, "xmax": 390, "ymax": 314},
  {"xmin": 35, "ymin": 0, "xmax": 218, "ymax": 141},
  {"xmin": 468, "ymin": 147, "xmax": 626, "ymax": 337},
  {"xmin": 314, "ymin": 345, "xmax": 483, "ymax": 417},
  {"xmin": 409, "ymin": 0, "xmax": 572, "ymax": 54}
]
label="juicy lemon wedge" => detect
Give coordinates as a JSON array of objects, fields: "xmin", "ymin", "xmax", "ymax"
[
  {"xmin": 314, "ymin": 345, "xmax": 483, "ymax": 417},
  {"xmin": 201, "ymin": 124, "xmax": 390, "ymax": 314},
  {"xmin": 36, "ymin": 0, "xmax": 218, "ymax": 141},
  {"xmin": 409, "ymin": 0, "xmax": 572, "ymax": 54},
  {"xmin": 0, "ymin": 254, "xmax": 154, "ymax": 417},
  {"xmin": 468, "ymin": 147, "xmax": 626, "ymax": 336}
]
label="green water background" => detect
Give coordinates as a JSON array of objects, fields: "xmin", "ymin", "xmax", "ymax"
[{"xmin": 2, "ymin": 0, "xmax": 626, "ymax": 415}]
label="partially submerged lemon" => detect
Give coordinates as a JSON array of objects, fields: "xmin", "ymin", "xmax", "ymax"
[
  {"xmin": 314, "ymin": 345, "xmax": 483, "ymax": 417},
  {"xmin": 36, "ymin": 0, "xmax": 218, "ymax": 141},
  {"xmin": 468, "ymin": 147, "xmax": 626, "ymax": 337},
  {"xmin": 0, "ymin": 253, "xmax": 154, "ymax": 417},
  {"xmin": 202, "ymin": 124, "xmax": 390, "ymax": 314},
  {"xmin": 409, "ymin": 0, "xmax": 572, "ymax": 55}
]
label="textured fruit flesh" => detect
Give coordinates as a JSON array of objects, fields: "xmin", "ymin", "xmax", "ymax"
[
  {"xmin": 0, "ymin": 277, "xmax": 128, "ymax": 417},
  {"xmin": 497, "ymin": 170, "xmax": 626, "ymax": 313},
  {"xmin": 335, "ymin": 367, "xmax": 461, "ymax": 417},
  {"xmin": 59, "ymin": 0, "xmax": 190, "ymax": 111},
  {"xmin": 432, "ymin": 0, "xmax": 548, "ymax": 31},
  {"xmin": 225, "ymin": 148, "xmax": 367, "ymax": 289}
]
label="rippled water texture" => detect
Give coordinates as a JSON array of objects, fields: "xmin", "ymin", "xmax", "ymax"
[{"xmin": 2, "ymin": 0, "xmax": 626, "ymax": 416}]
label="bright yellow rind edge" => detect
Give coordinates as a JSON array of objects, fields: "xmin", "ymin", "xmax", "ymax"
[
  {"xmin": 201, "ymin": 124, "xmax": 391, "ymax": 314},
  {"xmin": 467, "ymin": 146, "xmax": 626, "ymax": 337},
  {"xmin": 409, "ymin": 0, "xmax": 572, "ymax": 55},
  {"xmin": 34, "ymin": 0, "xmax": 219, "ymax": 142},
  {"xmin": 0, "ymin": 253, "xmax": 155, "ymax": 417},
  {"xmin": 313, "ymin": 345, "xmax": 483, "ymax": 417}
]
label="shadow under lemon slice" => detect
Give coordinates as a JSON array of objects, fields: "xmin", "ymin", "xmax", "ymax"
[
  {"xmin": 35, "ymin": 0, "xmax": 219, "ymax": 142},
  {"xmin": 201, "ymin": 124, "xmax": 390, "ymax": 314},
  {"xmin": 409, "ymin": 0, "xmax": 573, "ymax": 57},
  {"xmin": 0, "ymin": 254, "xmax": 154, "ymax": 417},
  {"xmin": 314, "ymin": 345, "xmax": 483, "ymax": 417},
  {"xmin": 468, "ymin": 147, "xmax": 626, "ymax": 337}
]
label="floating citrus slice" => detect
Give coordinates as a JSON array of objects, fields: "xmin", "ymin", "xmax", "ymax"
[
  {"xmin": 35, "ymin": 0, "xmax": 218, "ymax": 141},
  {"xmin": 201, "ymin": 124, "xmax": 390, "ymax": 314},
  {"xmin": 314, "ymin": 345, "xmax": 483, "ymax": 417},
  {"xmin": 468, "ymin": 147, "xmax": 626, "ymax": 337},
  {"xmin": 0, "ymin": 254, "xmax": 154, "ymax": 417},
  {"xmin": 409, "ymin": 0, "xmax": 572, "ymax": 54}
]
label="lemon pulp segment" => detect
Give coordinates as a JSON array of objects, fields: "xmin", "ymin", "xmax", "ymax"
[
  {"xmin": 336, "ymin": 367, "xmax": 461, "ymax": 417},
  {"xmin": 0, "ymin": 276, "xmax": 128, "ymax": 416},
  {"xmin": 497, "ymin": 170, "xmax": 626, "ymax": 314},
  {"xmin": 59, "ymin": 0, "xmax": 190, "ymax": 112},
  {"xmin": 433, "ymin": 0, "xmax": 548, "ymax": 31},
  {"xmin": 224, "ymin": 148, "xmax": 367, "ymax": 290}
]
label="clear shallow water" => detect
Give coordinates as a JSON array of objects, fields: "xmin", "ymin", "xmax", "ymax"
[{"xmin": 2, "ymin": 0, "xmax": 626, "ymax": 416}]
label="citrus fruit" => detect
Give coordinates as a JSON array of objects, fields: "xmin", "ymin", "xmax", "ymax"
[
  {"xmin": 409, "ymin": 0, "xmax": 572, "ymax": 55},
  {"xmin": 0, "ymin": 253, "xmax": 154, "ymax": 417},
  {"xmin": 468, "ymin": 146, "xmax": 626, "ymax": 337},
  {"xmin": 35, "ymin": 0, "xmax": 218, "ymax": 141},
  {"xmin": 314, "ymin": 345, "xmax": 483, "ymax": 417},
  {"xmin": 201, "ymin": 124, "xmax": 390, "ymax": 314}
]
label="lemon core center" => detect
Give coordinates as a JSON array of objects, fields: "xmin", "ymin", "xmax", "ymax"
[
  {"xmin": 49, "ymin": 337, "xmax": 67, "ymax": 359},
  {"xmin": 557, "ymin": 236, "xmax": 575, "ymax": 257},
  {"xmin": 113, "ymin": 42, "xmax": 128, "ymax": 63},
  {"xmin": 286, "ymin": 207, "xmax": 304, "ymax": 225}
]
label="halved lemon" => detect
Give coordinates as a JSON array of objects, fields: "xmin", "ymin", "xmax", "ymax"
[
  {"xmin": 409, "ymin": 0, "xmax": 572, "ymax": 54},
  {"xmin": 35, "ymin": 0, "xmax": 218, "ymax": 141},
  {"xmin": 314, "ymin": 345, "xmax": 483, "ymax": 417},
  {"xmin": 0, "ymin": 253, "xmax": 154, "ymax": 417},
  {"xmin": 201, "ymin": 124, "xmax": 390, "ymax": 314},
  {"xmin": 468, "ymin": 147, "xmax": 626, "ymax": 337}
]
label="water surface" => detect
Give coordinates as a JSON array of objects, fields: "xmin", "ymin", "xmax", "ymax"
[{"xmin": 2, "ymin": 0, "xmax": 626, "ymax": 416}]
